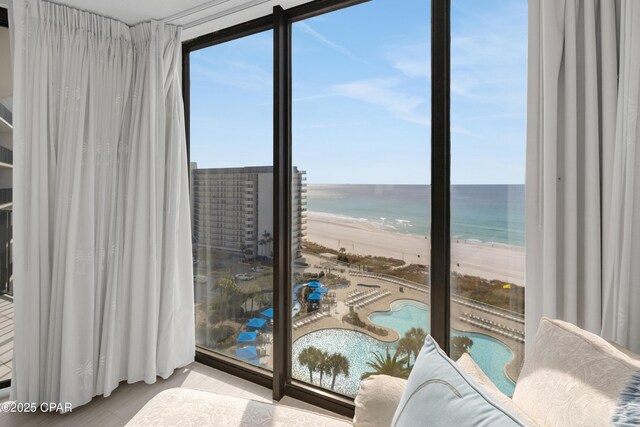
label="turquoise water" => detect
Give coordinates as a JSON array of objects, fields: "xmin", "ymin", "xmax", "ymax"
[
  {"xmin": 370, "ymin": 300, "xmax": 515, "ymax": 396},
  {"xmin": 292, "ymin": 329, "xmax": 398, "ymax": 397},
  {"xmin": 307, "ymin": 184, "xmax": 525, "ymax": 247},
  {"xmin": 292, "ymin": 300, "xmax": 515, "ymax": 397}
]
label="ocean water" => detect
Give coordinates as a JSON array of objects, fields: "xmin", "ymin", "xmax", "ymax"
[{"xmin": 307, "ymin": 184, "xmax": 525, "ymax": 247}]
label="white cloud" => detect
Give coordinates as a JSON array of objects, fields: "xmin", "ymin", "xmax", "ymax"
[
  {"xmin": 331, "ymin": 78, "xmax": 430, "ymax": 127},
  {"xmin": 190, "ymin": 55, "xmax": 271, "ymax": 93},
  {"xmin": 386, "ymin": 43, "xmax": 430, "ymax": 79},
  {"xmin": 394, "ymin": 59, "xmax": 430, "ymax": 79},
  {"xmin": 296, "ymin": 22, "xmax": 370, "ymax": 65}
]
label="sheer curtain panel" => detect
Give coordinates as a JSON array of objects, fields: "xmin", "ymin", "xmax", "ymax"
[
  {"xmin": 527, "ymin": 0, "xmax": 640, "ymax": 356},
  {"xmin": 9, "ymin": 0, "xmax": 194, "ymax": 408}
]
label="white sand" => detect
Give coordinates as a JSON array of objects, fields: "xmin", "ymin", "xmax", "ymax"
[{"xmin": 306, "ymin": 212, "xmax": 525, "ymax": 287}]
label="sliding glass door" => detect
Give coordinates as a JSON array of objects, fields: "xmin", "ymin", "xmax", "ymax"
[
  {"xmin": 290, "ymin": 0, "xmax": 430, "ymax": 397},
  {"xmin": 190, "ymin": 30, "xmax": 274, "ymax": 371}
]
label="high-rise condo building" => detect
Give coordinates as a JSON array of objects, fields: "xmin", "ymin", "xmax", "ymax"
[{"xmin": 190, "ymin": 164, "xmax": 306, "ymax": 260}]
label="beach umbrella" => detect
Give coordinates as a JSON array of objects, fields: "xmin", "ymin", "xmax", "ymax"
[
  {"xmin": 307, "ymin": 281, "xmax": 321, "ymax": 289},
  {"xmin": 260, "ymin": 307, "xmax": 274, "ymax": 318},
  {"xmin": 235, "ymin": 346, "xmax": 258, "ymax": 361},
  {"xmin": 237, "ymin": 331, "xmax": 257, "ymax": 344},
  {"xmin": 245, "ymin": 317, "xmax": 267, "ymax": 330},
  {"xmin": 308, "ymin": 293, "xmax": 322, "ymax": 301},
  {"xmin": 316, "ymin": 287, "xmax": 328, "ymax": 294}
]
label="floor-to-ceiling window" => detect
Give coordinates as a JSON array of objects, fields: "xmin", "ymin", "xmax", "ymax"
[
  {"xmin": 189, "ymin": 29, "xmax": 275, "ymax": 371},
  {"xmin": 289, "ymin": 0, "xmax": 430, "ymax": 398},
  {"xmin": 184, "ymin": 0, "xmax": 526, "ymax": 413},
  {"xmin": 449, "ymin": 0, "xmax": 527, "ymax": 397}
]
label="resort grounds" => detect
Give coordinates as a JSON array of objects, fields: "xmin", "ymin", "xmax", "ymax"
[
  {"xmin": 301, "ymin": 212, "xmax": 525, "ymax": 384},
  {"xmin": 193, "ymin": 212, "xmax": 526, "ymax": 396},
  {"xmin": 290, "ymin": 252, "xmax": 525, "ymax": 385}
]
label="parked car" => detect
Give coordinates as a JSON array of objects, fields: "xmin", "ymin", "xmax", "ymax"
[{"xmin": 235, "ymin": 273, "xmax": 255, "ymax": 281}]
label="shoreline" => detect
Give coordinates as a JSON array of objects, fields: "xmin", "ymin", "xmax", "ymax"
[
  {"xmin": 309, "ymin": 211, "xmax": 524, "ymax": 251},
  {"xmin": 306, "ymin": 211, "xmax": 525, "ymax": 287}
]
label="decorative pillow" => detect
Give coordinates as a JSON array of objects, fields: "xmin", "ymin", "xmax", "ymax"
[
  {"xmin": 353, "ymin": 375, "xmax": 407, "ymax": 427},
  {"xmin": 391, "ymin": 336, "xmax": 526, "ymax": 427},
  {"xmin": 456, "ymin": 353, "xmax": 538, "ymax": 426},
  {"xmin": 513, "ymin": 317, "xmax": 640, "ymax": 427},
  {"xmin": 612, "ymin": 371, "xmax": 640, "ymax": 426}
]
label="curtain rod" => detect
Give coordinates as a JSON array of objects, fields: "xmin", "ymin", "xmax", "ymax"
[{"xmin": 163, "ymin": 0, "xmax": 272, "ymax": 28}]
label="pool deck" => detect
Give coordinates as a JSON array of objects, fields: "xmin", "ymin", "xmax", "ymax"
[{"xmin": 293, "ymin": 254, "xmax": 524, "ymax": 383}]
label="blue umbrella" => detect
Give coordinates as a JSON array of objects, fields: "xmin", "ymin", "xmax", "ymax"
[
  {"xmin": 308, "ymin": 293, "xmax": 322, "ymax": 301},
  {"xmin": 246, "ymin": 317, "xmax": 267, "ymax": 330},
  {"xmin": 235, "ymin": 346, "xmax": 258, "ymax": 361},
  {"xmin": 237, "ymin": 331, "xmax": 257, "ymax": 344},
  {"xmin": 260, "ymin": 307, "xmax": 274, "ymax": 319},
  {"xmin": 316, "ymin": 287, "xmax": 328, "ymax": 294},
  {"xmin": 307, "ymin": 281, "xmax": 321, "ymax": 289}
]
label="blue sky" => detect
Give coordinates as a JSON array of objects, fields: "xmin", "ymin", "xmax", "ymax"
[{"xmin": 189, "ymin": 0, "xmax": 527, "ymax": 185}]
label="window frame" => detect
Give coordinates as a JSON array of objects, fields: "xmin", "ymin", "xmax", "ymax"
[
  {"xmin": 0, "ymin": 6, "xmax": 10, "ymax": 392},
  {"xmin": 181, "ymin": 0, "xmax": 450, "ymax": 417}
]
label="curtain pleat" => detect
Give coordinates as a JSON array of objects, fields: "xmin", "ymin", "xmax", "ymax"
[
  {"xmin": 601, "ymin": 0, "xmax": 640, "ymax": 354},
  {"xmin": 9, "ymin": 0, "xmax": 194, "ymax": 408},
  {"xmin": 527, "ymin": 0, "xmax": 640, "ymax": 357}
]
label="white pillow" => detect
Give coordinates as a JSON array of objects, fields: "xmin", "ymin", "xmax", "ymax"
[
  {"xmin": 353, "ymin": 375, "xmax": 407, "ymax": 427},
  {"xmin": 456, "ymin": 353, "xmax": 537, "ymax": 426},
  {"xmin": 513, "ymin": 317, "xmax": 640, "ymax": 427},
  {"xmin": 392, "ymin": 336, "xmax": 526, "ymax": 427}
]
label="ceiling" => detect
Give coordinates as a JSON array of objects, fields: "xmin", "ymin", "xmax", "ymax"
[
  {"xmin": 37, "ymin": 0, "xmax": 316, "ymax": 41},
  {"xmin": 42, "ymin": 0, "xmax": 211, "ymax": 25}
]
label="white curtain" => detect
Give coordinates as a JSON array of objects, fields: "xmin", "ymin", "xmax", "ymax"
[
  {"xmin": 9, "ymin": 0, "xmax": 194, "ymax": 408},
  {"xmin": 601, "ymin": 1, "xmax": 640, "ymax": 354},
  {"xmin": 527, "ymin": 0, "xmax": 640, "ymax": 356}
]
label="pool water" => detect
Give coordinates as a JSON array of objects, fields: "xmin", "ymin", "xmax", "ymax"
[
  {"xmin": 369, "ymin": 299, "xmax": 430, "ymax": 337},
  {"xmin": 369, "ymin": 300, "xmax": 515, "ymax": 395},
  {"xmin": 292, "ymin": 329, "xmax": 393, "ymax": 397},
  {"xmin": 292, "ymin": 299, "xmax": 516, "ymax": 397}
]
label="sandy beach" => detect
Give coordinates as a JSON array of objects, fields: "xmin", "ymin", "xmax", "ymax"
[{"xmin": 306, "ymin": 212, "xmax": 525, "ymax": 287}]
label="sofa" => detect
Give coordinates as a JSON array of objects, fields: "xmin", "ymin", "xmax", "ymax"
[{"xmin": 126, "ymin": 318, "xmax": 640, "ymax": 426}]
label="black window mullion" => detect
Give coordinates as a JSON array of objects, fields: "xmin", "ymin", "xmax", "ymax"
[
  {"xmin": 430, "ymin": 0, "xmax": 451, "ymax": 355},
  {"xmin": 272, "ymin": 4, "xmax": 292, "ymax": 401}
]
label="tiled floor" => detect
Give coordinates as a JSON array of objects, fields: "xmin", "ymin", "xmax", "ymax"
[
  {"xmin": 0, "ymin": 362, "xmax": 349, "ymax": 426},
  {"xmin": 0, "ymin": 295, "xmax": 13, "ymax": 382}
]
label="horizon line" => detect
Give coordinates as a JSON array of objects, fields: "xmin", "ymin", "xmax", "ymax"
[{"xmin": 305, "ymin": 182, "xmax": 526, "ymax": 186}]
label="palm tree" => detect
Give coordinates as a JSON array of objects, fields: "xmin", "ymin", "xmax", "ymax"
[
  {"xmin": 317, "ymin": 351, "xmax": 331, "ymax": 388},
  {"xmin": 328, "ymin": 353, "xmax": 350, "ymax": 390},
  {"xmin": 243, "ymin": 283, "xmax": 261, "ymax": 313},
  {"xmin": 360, "ymin": 347, "xmax": 410, "ymax": 380},
  {"xmin": 451, "ymin": 335, "xmax": 474, "ymax": 360},
  {"xmin": 298, "ymin": 346, "xmax": 323, "ymax": 384},
  {"xmin": 255, "ymin": 292, "xmax": 269, "ymax": 309},
  {"xmin": 406, "ymin": 327, "xmax": 427, "ymax": 362},
  {"xmin": 397, "ymin": 336, "xmax": 415, "ymax": 368},
  {"xmin": 210, "ymin": 276, "xmax": 242, "ymax": 325},
  {"xmin": 258, "ymin": 238, "xmax": 266, "ymax": 258},
  {"xmin": 263, "ymin": 231, "xmax": 273, "ymax": 258},
  {"xmin": 259, "ymin": 230, "xmax": 273, "ymax": 258}
]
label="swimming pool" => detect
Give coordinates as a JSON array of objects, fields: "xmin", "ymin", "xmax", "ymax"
[
  {"xmin": 369, "ymin": 300, "xmax": 515, "ymax": 395},
  {"xmin": 292, "ymin": 299, "xmax": 515, "ymax": 397}
]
